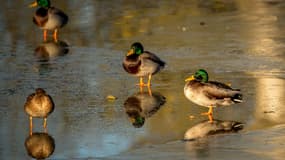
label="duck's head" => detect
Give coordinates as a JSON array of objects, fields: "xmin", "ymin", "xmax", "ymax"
[
  {"xmin": 29, "ymin": 0, "xmax": 51, "ymax": 8},
  {"xmin": 130, "ymin": 116, "xmax": 145, "ymax": 128},
  {"xmin": 35, "ymin": 88, "xmax": 46, "ymax": 94},
  {"xmin": 126, "ymin": 42, "xmax": 144, "ymax": 56},
  {"xmin": 185, "ymin": 69, "xmax": 209, "ymax": 83}
]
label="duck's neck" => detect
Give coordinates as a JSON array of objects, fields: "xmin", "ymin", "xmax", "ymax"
[
  {"xmin": 36, "ymin": 7, "xmax": 49, "ymax": 16},
  {"xmin": 126, "ymin": 54, "xmax": 140, "ymax": 62}
]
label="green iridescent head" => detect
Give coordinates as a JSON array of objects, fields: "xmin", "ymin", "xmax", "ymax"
[
  {"xmin": 29, "ymin": 0, "xmax": 51, "ymax": 8},
  {"xmin": 132, "ymin": 116, "xmax": 145, "ymax": 128},
  {"xmin": 185, "ymin": 69, "xmax": 209, "ymax": 83},
  {"xmin": 194, "ymin": 69, "xmax": 209, "ymax": 83},
  {"xmin": 127, "ymin": 42, "xmax": 144, "ymax": 56}
]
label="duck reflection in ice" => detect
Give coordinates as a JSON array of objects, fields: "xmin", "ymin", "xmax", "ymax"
[
  {"xmin": 124, "ymin": 91, "xmax": 166, "ymax": 128},
  {"xmin": 24, "ymin": 88, "xmax": 55, "ymax": 135},
  {"xmin": 34, "ymin": 40, "xmax": 69, "ymax": 61},
  {"xmin": 25, "ymin": 131, "xmax": 55, "ymax": 160},
  {"xmin": 184, "ymin": 119, "xmax": 244, "ymax": 141}
]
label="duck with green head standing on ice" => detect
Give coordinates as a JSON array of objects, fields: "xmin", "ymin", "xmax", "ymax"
[
  {"xmin": 123, "ymin": 42, "xmax": 165, "ymax": 87},
  {"xmin": 184, "ymin": 69, "xmax": 243, "ymax": 122},
  {"xmin": 29, "ymin": 0, "xmax": 68, "ymax": 41}
]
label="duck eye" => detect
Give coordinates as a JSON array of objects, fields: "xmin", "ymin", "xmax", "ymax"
[
  {"xmin": 134, "ymin": 48, "xmax": 141, "ymax": 54},
  {"xmin": 195, "ymin": 75, "xmax": 203, "ymax": 81}
]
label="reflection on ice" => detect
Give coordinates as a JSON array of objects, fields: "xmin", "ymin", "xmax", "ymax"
[
  {"xmin": 254, "ymin": 78, "xmax": 285, "ymax": 126},
  {"xmin": 124, "ymin": 91, "xmax": 166, "ymax": 128},
  {"xmin": 25, "ymin": 132, "xmax": 55, "ymax": 160},
  {"xmin": 184, "ymin": 119, "xmax": 244, "ymax": 141},
  {"xmin": 34, "ymin": 40, "xmax": 69, "ymax": 61},
  {"xmin": 0, "ymin": 0, "xmax": 285, "ymax": 159}
]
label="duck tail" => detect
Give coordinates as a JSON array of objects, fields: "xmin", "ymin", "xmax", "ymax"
[
  {"xmin": 232, "ymin": 93, "xmax": 243, "ymax": 103},
  {"xmin": 159, "ymin": 59, "xmax": 166, "ymax": 68},
  {"xmin": 232, "ymin": 122, "xmax": 244, "ymax": 131}
]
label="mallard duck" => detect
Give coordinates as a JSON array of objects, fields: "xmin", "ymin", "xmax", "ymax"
[
  {"xmin": 24, "ymin": 88, "xmax": 54, "ymax": 134},
  {"xmin": 184, "ymin": 119, "xmax": 244, "ymax": 141},
  {"xmin": 25, "ymin": 132, "xmax": 55, "ymax": 159},
  {"xmin": 124, "ymin": 91, "xmax": 166, "ymax": 128},
  {"xmin": 123, "ymin": 42, "xmax": 165, "ymax": 87},
  {"xmin": 184, "ymin": 69, "xmax": 243, "ymax": 122},
  {"xmin": 29, "ymin": 0, "xmax": 68, "ymax": 41}
]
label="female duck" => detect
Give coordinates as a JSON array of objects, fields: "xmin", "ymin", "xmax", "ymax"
[
  {"xmin": 29, "ymin": 0, "xmax": 68, "ymax": 41},
  {"xmin": 184, "ymin": 69, "xmax": 242, "ymax": 122},
  {"xmin": 123, "ymin": 42, "xmax": 165, "ymax": 87},
  {"xmin": 24, "ymin": 88, "xmax": 54, "ymax": 134}
]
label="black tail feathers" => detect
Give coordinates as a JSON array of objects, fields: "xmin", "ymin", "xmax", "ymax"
[{"xmin": 232, "ymin": 93, "xmax": 243, "ymax": 103}]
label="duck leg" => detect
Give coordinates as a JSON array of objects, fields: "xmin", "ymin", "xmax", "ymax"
[
  {"xmin": 139, "ymin": 85, "xmax": 152, "ymax": 96},
  {"xmin": 140, "ymin": 77, "xmax": 144, "ymax": 86},
  {"xmin": 53, "ymin": 29, "xmax": 58, "ymax": 42},
  {"xmin": 137, "ymin": 77, "xmax": 146, "ymax": 87},
  {"xmin": 207, "ymin": 113, "xmax": 213, "ymax": 123},
  {"xmin": 147, "ymin": 85, "xmax": 152, "ymax": 96},
  {"xmin": 43, "ymin": 30, "xmax": 48, "ymax": 41},
  {"xmin": 43, "ymin": 117, "xmax": 47, "ymax": 131},
  {"xmin": 147, "ymin": 74, "xmax": 152, "ymax": 87},
  {"xmin": 29, "ymin": 116, "xmax": 33, "ymax": 136},
  {"xmin": 201, "ymin": 106, "xmax": 214, "ymax": 123}
]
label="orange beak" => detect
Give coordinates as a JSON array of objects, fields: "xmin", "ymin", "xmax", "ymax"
[
  {"xmin": 29, "ymin": 1, "xmax": 38, "ymax": 8},
  {"xmin": 185, "ymin": 75, "xmax": 195, "ymax": 82},
  {"xmin": 127, "ymin": 49, "xmax": 134, "ymax": 56}
]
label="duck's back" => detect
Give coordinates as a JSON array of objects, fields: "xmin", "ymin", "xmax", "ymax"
[
  {"xmin": 48, "ymin": 7, "xmax": 68, "ymax": 27},
  {"xmin": 33, "ymin": 7, "xmax": 68, "ymax": 30},
  {"xmin": 24, "ymin": 93, "xmax": 54, "ymax": 117},
  {"xmin": 184, "ymin": 80, "xmax": 242, "ymax": 106},
  {"xmin": 141, "ymin": 51, "xmax": 165, "ymax": 67},
  {"xmin": 139, "ymin": 51, "xmax": 165, "ymax": 75}
]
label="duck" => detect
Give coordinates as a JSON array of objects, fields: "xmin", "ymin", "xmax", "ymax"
[
  {"xmin": 24, "ymin": 88, "xmax": 55, "ymax": 134},
  {"xmin": 29, "ymin": 0, "xmax": 68, "ymax": 41},
  {"xmin": 123, "ymin": 42, "xmax": 165, "ymax": 87},
  {"xmin": 184, "ymin": 69, "xmax": 243, "ymax": 122}
]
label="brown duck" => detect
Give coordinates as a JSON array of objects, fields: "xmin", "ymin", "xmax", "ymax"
[{"xmin": 24, "ymin": 88, "xmax": 54, "ymax": 134}]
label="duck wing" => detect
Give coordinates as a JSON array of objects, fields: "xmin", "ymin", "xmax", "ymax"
[
  {"xmin": 208, "ymin": 81, "xmax": 233, "ymax": 90},
  {"xmin": 202, "ymin": 81, "xmax": 242, "ymax": 101},
  {"xmin": 24, "ymin": 93, "xmax": 36, "ymax": 107},
  {"xmin": 49, "ymin": 7, "xmax": 69, "ymax": 27},
  {"xmin": 142, "ymin": 51, "xmax": 165, "ymax": 67},
  {"xmin": 47, "ymin": 95, "xmax": 55, "ymax": 108}
]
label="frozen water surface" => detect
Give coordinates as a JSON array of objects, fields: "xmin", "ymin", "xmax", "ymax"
[{"xmin": 0, "ymin": 0, "xmax": 285, "ymax": 159}]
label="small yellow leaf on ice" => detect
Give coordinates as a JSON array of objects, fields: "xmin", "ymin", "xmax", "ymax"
[
  {"xmin": 106, "ymin": 95, "xmax": 117, "ymax": 100},
  {"xmin": 189, "ymin": 115, "xmax": 195, "ymax": 119}
]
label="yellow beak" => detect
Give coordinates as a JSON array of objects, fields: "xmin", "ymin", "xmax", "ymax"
[
  {"xmin": 129, "ymin": 117, "xmax": 136, "ymax": 124},
  {"xmin": 29, "ymin": 1, "xmax": 38, "ymax": 8},
  {"xmin": 185, "ymin": 75, "xmax": 195, "ymax": 82},
  {"xmin": 127, "ymin": 49, "xmax": 134, "ymax": 56}
]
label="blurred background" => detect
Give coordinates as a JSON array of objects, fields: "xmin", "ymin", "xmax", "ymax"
[{"xmin": 0, "ymin": 0, "xmax": 284, "ymax": 159}]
